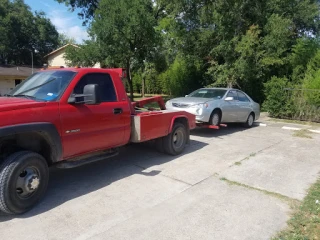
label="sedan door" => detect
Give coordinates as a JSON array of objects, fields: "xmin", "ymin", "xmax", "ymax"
[
  {"xmin": 221, "ymin": 90, "xmax": 239, "ymax": 122},
  {"xmin": 235, "ymin": 90, "xmax": 252, "ymax": 122}
]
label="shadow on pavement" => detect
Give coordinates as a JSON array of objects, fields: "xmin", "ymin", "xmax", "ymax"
[
  {"xmin": 190, "ymin": 123, "xmax": 260, "ymax": 138},
  {"xmin": 0, "ymin": 139, "xmax": 208, "ymax": 221}
]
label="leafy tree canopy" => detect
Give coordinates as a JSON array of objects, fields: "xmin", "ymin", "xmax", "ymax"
[{"xmin": 0, "ymin": 0, "xmax": 60, "ymax": 66}]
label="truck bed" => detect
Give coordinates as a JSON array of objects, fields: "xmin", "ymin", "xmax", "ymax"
[{"xmin": 129, "ymin": 96, "xmax": 196, "ymax": 143}]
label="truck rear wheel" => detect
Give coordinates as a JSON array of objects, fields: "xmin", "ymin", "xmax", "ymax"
[
  {"xmin": 0, "ymin": 151, "xmax": 49, "ymax": 215},
  {"xmin": 163, "ymin": 122, "xmax": 188, "ymax": 156}
]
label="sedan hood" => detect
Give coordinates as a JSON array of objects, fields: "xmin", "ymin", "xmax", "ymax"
[
  {"xmin": 0, "ymin": 97, "xmax": 46, "ymax": 112},
  {"xmin": 169, "ymin": 97, "xmax": 213, "ymax": 106}
]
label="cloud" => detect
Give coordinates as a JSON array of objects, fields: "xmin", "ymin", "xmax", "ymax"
[
  {"xmin": 48, "ymin": 10, "xmax": 89, "ymax": 43},
  {"xmin": 39, "ymin": 2, "xmax": 52, "ymax": 8}
]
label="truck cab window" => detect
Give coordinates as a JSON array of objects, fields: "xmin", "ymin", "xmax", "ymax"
[{"xmin": 74, "ymin": 73, "xmax": 117, "ymax": 102}]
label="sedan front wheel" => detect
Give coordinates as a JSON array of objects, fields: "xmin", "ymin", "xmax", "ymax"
[{"xmin": 210, "ymin": 110, "xmax": 221, "ymax": 126}]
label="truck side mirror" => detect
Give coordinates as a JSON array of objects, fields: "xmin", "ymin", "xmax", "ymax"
[
  {"xmin": 83, "ymin": 84, "xmax": 99, "ymax": 105},
  {"xmin": 68, "ymin": 84, "xmax": 99, "ymax": 104}
]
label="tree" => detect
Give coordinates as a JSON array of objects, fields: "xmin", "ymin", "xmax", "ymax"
[
  {"xmin": 55, "ymin": 0, "xmax": 98, "ymax": 25},
  {"xmin": 0, "ymin": 0, "xmax": 59, "ymax": 65},
  {"xmin": 58, "ymin": 33, "xmax": 76, "ymax": 47},
  {"xmin": 64, "ymin": 0, "xmax": 160, "ymax": 100},
  {"xmin": 58, "ymin": 0, "xmax": 320, "ymax": 113},
  {"xmin": 64, "ymin": 41, "xmax": 100, "ymax": 67}
]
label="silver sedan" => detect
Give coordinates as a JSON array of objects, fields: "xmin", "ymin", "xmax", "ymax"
[{"xmin": 165, "ymin": 88, "xmax": 260, "ymax": 127}]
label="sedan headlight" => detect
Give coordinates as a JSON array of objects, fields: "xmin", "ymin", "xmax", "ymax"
[{"xmin": 189, "ymin": 103, "xmax": 208, "ymax": 115}]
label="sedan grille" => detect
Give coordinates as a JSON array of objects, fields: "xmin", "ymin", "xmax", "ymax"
[{"xmin": 172, "ymin": 103, "xmax": 190, "ymax": 108}]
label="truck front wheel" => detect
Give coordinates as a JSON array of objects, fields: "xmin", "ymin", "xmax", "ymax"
[
  {"xmin": 163, "ymin": 122, "xmax": 188, "ymax": 156},
  {"xmin": 0, "ymin": 151, "xmax": 49, "ymax": 215}
]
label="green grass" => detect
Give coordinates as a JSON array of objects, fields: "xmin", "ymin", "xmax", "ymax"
[
  {"xmin": 293, "ymin": 129, "xmax": 313, "ymax": 139},
  {"xmin": 272, "ymin": 178, "xmax": 320, "ymax": 240}
]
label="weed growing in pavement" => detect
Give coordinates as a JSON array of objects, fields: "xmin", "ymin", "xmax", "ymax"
[
  {"xmin": 293, "ymin": 129, "xmax": 313, "ymax": 139},
  {"xmin": 219, "ymin": 177, "xmax": 300, "ymax": 208}
]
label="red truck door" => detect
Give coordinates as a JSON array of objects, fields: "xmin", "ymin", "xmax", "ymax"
[{"xmin": 59, "ymin": 72, "xmax": 128, "ymax": 159}]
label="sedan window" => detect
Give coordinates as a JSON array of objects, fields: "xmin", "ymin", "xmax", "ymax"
[
  {"xmin": 188, "ymin": 89, "xmax": 227, "ymax": 99},
  {"xmin": 237, "ymin": 91, "xmax": 250, "ymax": 102},
  {"xmin": 226, "ymin": 90, "xmax": 238, "ymax": 100}
]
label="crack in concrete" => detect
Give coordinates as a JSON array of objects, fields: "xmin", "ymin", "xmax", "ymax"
[
  {"xmin": 218, "ymin": 176, "xmax": 300, "ymax": 208},
  {"xmin": 231, "ymin": 140, "xmax": 283, "ymax": 167},
  {"xmin": 160, "ymin": 174, "xmax": 193, "ymax": 186}
]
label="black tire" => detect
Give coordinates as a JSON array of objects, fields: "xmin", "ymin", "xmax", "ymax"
[
  {"xmin": 163, "ymin": 122, "xmax": 188, "ymax": 156},
  {"xmin": 210, "ymin": 110, "xmax": 221, "ymax": 126},
  {"xmin": 0, "ymin": 151, "xmax": 49, "ymax": 215},
  {"xmin": 155, "ymin": 137, "xmax": 164, "ymax": 153},
  {"xmin": 244, "ymin": 113, "xmax": 255, "ymax": 128}
]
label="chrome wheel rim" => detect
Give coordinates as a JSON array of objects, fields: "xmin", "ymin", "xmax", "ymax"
[
  {"xmin": 248, "ymin": 115, "xmax": 254, "ymax": 126},
  {"xmin": 211, "ymin": 114, "xmax": 219, "ymax": 125}
]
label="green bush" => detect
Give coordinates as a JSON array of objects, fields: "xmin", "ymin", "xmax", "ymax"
[
  {"xmin": 292, "ymin": 92, "xmax": 320, "ymax": 122},
  {"xmin": 263, "ymin": 77, "xmax": 295, "ymax": 118},
  {"xmin": 263, "ymin": 76, "xmax": 320, "ymax": 122},
  {"xmin": 303, "ymin": 70, "xmax": 320, "ymax": 106},
  {"xmin": 159, "ymin": 55, "xmax": 203, "ymax": 97}
]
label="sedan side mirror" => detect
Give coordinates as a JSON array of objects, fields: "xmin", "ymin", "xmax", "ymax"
[
  {"xmin": 68, "ymin": 84, "xmax": 99, "ymax": 104},
  {"xmin": 225, "ymin": 96, "xmax": 234, "ymax": 101}
]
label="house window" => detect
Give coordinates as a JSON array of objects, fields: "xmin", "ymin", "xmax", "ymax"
[{"xmin": 15, "ymin": 80, "xmax": 22, "ymax": 86}]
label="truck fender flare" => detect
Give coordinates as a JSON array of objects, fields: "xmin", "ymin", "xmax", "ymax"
[
  {"xmin": 168, "ymin": 115, "xmax": 189, "ymax": 133},
  {"xmin": 0, "ymin": 122, "xmax": 62, "ymax": 163}
]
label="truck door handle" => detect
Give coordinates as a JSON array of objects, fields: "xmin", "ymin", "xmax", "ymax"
[{"xmin": 113, "ymin": 108, "xmax": 123, "ymax": 114}]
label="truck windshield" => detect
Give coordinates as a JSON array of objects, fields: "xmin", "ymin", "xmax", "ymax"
[{"xmin": 8, "ymin": 70, "xmax": 77, "ymax": 101}]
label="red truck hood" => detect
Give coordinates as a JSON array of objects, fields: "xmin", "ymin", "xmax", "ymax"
[{"xmin": 0, "ymin": 97, "xmax": 46, "ymax": 112}]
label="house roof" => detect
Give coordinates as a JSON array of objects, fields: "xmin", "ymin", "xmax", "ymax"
[
  {"xmin": 44, "ymin": 44, "xmax": 80, "ymax": 58},
  {"xmin": 0, "ymin": 65, "xmax": 41, "ymax": 77}
]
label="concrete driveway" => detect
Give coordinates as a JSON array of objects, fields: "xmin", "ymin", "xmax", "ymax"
[{"xmin": 1, "ymin": 118, "xmax": 319, "ymax": 240}]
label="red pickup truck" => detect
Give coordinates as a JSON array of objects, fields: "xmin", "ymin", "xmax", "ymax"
[{"xmin": 0, "ymin": 67, "xmax": 196, "ymax": 215}]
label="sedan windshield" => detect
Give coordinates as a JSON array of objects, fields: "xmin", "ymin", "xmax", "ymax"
[
  {"xmin": 9, "ymin": 70, "xmax": 77, "ymax": 101},
  {"xmin": 188, "ymin": 89, "xmax": 227, "ymax": 99}
]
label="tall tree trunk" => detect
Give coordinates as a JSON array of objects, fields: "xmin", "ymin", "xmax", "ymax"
[
  {"xmin": 126, "ymin": 59, "xmax": 134, "ymax": 101},
  {"xmin": 142, "ymin": 76, "xmax": 145, "ymax": 98},
  {"xmin": 128, "ymin": 79, "xmax": 134, "ymax": 102}
]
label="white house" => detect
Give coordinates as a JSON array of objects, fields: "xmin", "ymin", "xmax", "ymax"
[
  {"xmin": 44, "ymin": 44, "xmax": 100, "ymax": 68},
  {"xmin": 0, "ymin": 65, "xmax": 40, "ymax": 96}
]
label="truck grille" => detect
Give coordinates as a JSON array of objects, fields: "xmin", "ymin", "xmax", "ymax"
[{"xmin": 172, "ymin": 103, "xmax": 190, "ymax": 108}]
